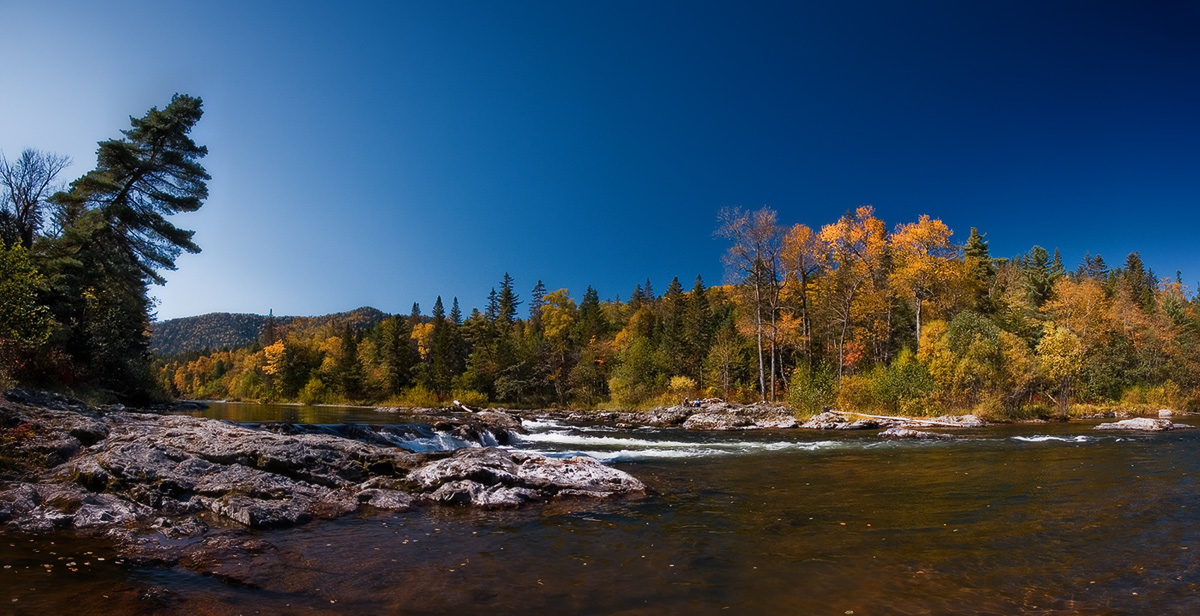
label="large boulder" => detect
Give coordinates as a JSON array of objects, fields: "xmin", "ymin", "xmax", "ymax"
[
  {"xmin": 1094, "ymin": 418, "xmax": 1194, "ymax": 431},
  {"xmin": 879, "ymin": 427, "xmax": 958, "ymax": 440},
  {"xmin": 801, "ymin": 411, "xmax": 852, "ymax": 430},
  {"xmin": 407, "ymin": 448, "xmax": 645, "ymax": 508},
  {"xmin": 681, "ymin": 413, "xmax": 754, "ymax": 431}
]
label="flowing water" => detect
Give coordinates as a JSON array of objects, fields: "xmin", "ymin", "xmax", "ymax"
[{"xmin": 2, "ymin": 403, "xmax": 1199, "ymax": 614}]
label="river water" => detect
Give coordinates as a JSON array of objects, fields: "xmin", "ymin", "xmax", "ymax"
[{"xmin": 2, "ymin": 403, "xmax": 1198, "ymax": 614}]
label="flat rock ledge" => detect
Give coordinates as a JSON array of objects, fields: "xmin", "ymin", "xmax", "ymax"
[
  {"xmin": 1094, "ymin": 417, "xmax": 1195, "ymax": 432},
  {"xmin": 0, "ymin": 392, "xmax": 645, "ymax": 540}
]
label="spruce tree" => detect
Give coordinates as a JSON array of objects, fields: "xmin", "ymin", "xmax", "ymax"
[
  {"xmin": 485, "ymin": 289, "xmax": 499, "ymax": 322},
  {"xmin": 683, "ymin": 275, "xmax": 712, "ymax": 380},
  {"xmin": 497, "ymin": 273, "xmax": 520, "ymax": 324},
  {"xmin": 578, "ymin": 285, "xmax": 607, "ymax": 341},
  {"xmin": 529, "ymin": 280, "xmax": 546, "ymax": 326}
]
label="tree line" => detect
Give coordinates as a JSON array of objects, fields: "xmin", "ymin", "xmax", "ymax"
[{"xmin": 159, "ymin": 205, "xmax": 1200, "ymax": 418}]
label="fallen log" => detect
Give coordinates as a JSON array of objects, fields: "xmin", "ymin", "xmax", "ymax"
[{"xmin": 844, "ymin": 412, "xmax": 977, "ymax": 428}]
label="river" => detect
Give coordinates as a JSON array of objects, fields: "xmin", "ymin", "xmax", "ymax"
[{"xmin": 2, "ymin": 403, "xmax": 1197, "ymax": 614}]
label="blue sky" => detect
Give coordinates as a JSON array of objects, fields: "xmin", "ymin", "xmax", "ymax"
[{"xmin": 2, "ymin": 1, "xmax": 1198, "ymax": 319}]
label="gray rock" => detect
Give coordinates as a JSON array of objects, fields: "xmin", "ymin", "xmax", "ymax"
[
  {"xmin": 681, "ymin": 412, "xmax": 754, "ymax": 430},
  {"xmin": 879, "ymin": 427, "xmax": 958, "ymax": 440},
  {"xmin": 1094, "ymin": 417, "xmax": 1194, "ymax": 431},
  {"xmin": 801, "ymin": 411, "xmax": 852, "ymax": 429},
  {"xmin": 0, "ymin": 393, "xmax": 647, "ymax": 535},
  {"xmin": 408, "ymin": 447, "xmax": 645, "ymax": 507},
  {"xmin": 839, "ymin": 418, "xmax": 881, "ymax": 430}
]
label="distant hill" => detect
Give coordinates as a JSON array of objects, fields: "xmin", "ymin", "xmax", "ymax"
[{"xmin": 150, "ymin": 307, "xmax": 388, "ymax": 356}]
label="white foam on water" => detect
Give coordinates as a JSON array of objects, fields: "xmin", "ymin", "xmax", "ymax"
[
  {"xmin": 521, "ymin": 419, "xmax": 567, "ymax": 430},
  {"xmin": 512, "ymin": 429, "xmax": 845, "ymax": 461},
  {"xmin": 1012, "ymin": 435, "xmax": 1092, "ymax": 443}
]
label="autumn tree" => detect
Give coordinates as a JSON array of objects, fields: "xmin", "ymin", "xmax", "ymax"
[
  {"xmin": 540, "ymin": 288, "xmax": 578, "ymax": 403},
  {"xmin": 889, "ymin": 215, "xmax": 961, "ymax": 346},
  {"xmin": 779, "ymin": 223, "xmax": 820, "ymax": 370},
  {"xmin": 1037, "ymin": 323, "xmax": 1083, "ymax": 415},
  {"xmin": 815, "ymin": 206, "xmax": 888, "ymax": 378}
]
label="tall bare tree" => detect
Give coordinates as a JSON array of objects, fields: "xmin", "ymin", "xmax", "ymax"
[
  {"xmin": 716, "ymin": 206, "xmax": 782, "ymax": 401},
  {"xmin": 0, "ymin": 149, "xmax": 71, "ymax": 248}
]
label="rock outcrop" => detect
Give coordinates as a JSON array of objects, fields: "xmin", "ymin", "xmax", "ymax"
[
  {"xmin": 0, "ymin": 391, "xmax": 645, "ymax": 538},
  {"xmin": 879, "ymin": 427, "xmax": 959, "ymax": 440},
  {"xmin": 1094, "ymin": 417, "xmax": 1194, "ymax": 431}
]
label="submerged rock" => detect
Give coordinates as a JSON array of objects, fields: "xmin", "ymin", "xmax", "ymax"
[
  {"xmin": 879, "ymin": 427, "xmax": 958, "ymax": 440},
  {"xmin": 1094, "ymin": 418, "xmax": 1194, "ymax": 431}
]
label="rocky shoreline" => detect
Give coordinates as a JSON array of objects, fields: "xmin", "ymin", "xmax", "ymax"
[{"xmin": 0, "ymin": 390, "xmax": 644, "ymax": 576}]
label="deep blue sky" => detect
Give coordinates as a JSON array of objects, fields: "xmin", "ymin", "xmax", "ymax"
[{"xmin": 3, "ymin": 1, "xmax": 1199, "ymax": 319}]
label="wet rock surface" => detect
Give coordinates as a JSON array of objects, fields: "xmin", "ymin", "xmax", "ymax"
[{"xmin": 0, "ymin": 390, "xmax": 645, "ymax": 570}]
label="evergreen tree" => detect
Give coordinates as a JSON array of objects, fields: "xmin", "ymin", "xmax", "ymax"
[
  {"xmin": 1022, "ymin": 246, "xmax": 1054, "ymax": 307},
  {"xmin": 682, "ymin": 275, "xmax": 712, "ymax": 380},
  {"xmin": 51, "ymin": 94, "xmax": 209, "ymax": 283},
  {"xmin": 1050, "ymin": 248, "xmax": 1066, "ymax": 281},
  {"xmin": 336, "ymin": 324, "xmax": 363, "ymax": 399},
  {"xmin": 661, "ymin": 276, "xmax": 687, "ymax": 372},
  {"xmin": 379, "ymin": 315, "xmax": 415, "ymax": 395},
  {"xmin": 963, "ymin": 227, "xmax": 995, "ymax": 311},
  {"xmin": 578, "ymin": 285, "xmax": 608, "ymax": 341},
  {"xmin": 410, "ymin": 302, "xmax": 421, "ymax": 323},
  {"xmin": 450, "ymin": 297, "xmax": 462, "ymax": 326},
  {"xmin": 1077, "ymin": 253, "xmax": 1108, "ymax": 281},
  {"xmin": 497, "ymin": 273, "xmax": 520, "ymax": 324},
  {"xmin": 1123, "ymin": 252, "xmax": 1155, "ymax": 310},
  {"xmin": 529, "ymin": 280, "xmax": 546, "ymax": 326},
  {"xmin": 38, "ymin": 94, "xmax": 209, "ymax": 399},
  {"xmin": 629, "ymin": 284, "xmax": 643, "ymax": 311},
  {"xmin": 425, "ymin": 296, "xmax": 454, "ymax": 398},
  {"xmin": 485, "ymin": 288, "xmax": 499, "ymax": 322}
]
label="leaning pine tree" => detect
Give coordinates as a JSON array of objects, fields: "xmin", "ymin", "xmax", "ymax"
[{"xmin": 46, "ymin": 94, "xmax": 209, "ymax": 400}]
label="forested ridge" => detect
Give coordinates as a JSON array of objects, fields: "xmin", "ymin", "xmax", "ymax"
[
  {"xmin": 150, "ymin": 307, "xmax": 386, "ymax": 356},
  {"xmin": 158, "ymin": 206, "xmax": 1200, "ymax": 419}
]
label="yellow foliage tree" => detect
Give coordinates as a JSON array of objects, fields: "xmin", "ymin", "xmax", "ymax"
[{"xmin": 889, "ymin": 215, "xmax": 962, "ymax": 345}]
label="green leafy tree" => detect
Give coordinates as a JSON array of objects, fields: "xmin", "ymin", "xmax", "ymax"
[{"xmin": 0, "ymin": 242, "xmax": 51, "ymax": 384}]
